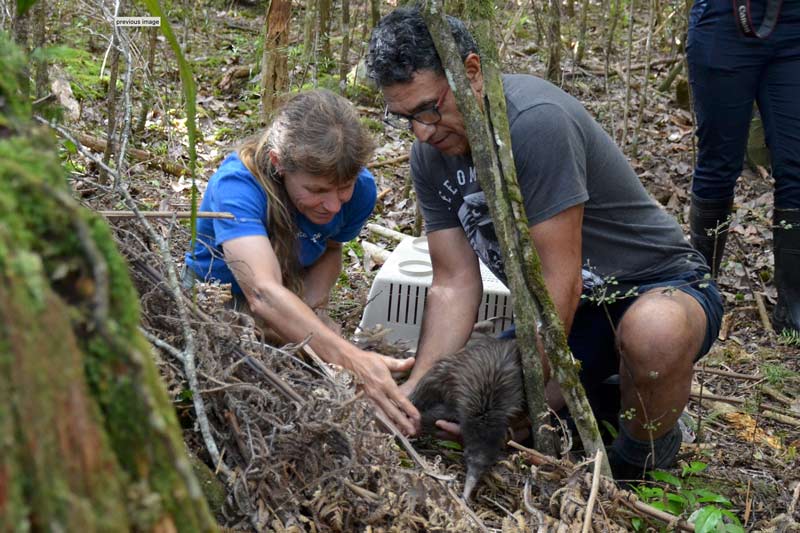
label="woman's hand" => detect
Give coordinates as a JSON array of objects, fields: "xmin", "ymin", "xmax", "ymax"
[{"xmin": 350, "ymin": 351, "xmax": 421, "ymax": 436}]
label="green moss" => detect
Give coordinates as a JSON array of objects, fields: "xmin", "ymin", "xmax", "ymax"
[
  {"xmin": 360, "ymin": 116, "xmax": 384, "ymax": 134},
  {"xmin": 10, "ymin": 251, "xmax": 47, "ymax": 311},
  {"xmin": 44, "ymin": 45, "xmax": 111, "ymax": 101},
  {"xmin": 2, "ymin": 28, "xmax": 215, "ymax": 532},
  {"xmin": 0, "ymin": 31, "xmax": 30, "ymax": 133}
]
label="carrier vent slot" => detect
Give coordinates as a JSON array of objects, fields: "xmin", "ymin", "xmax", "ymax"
[
  {"xmin": 394, "ymin": 284, "xmax": 403, "ymax": 322},
  {"xmin": 387, "ymin": 283, "xmax": 394, "ymax": 322},
  {"xmin": 413, "ymin": 286, "xmax": 421, "ymax": 324}
]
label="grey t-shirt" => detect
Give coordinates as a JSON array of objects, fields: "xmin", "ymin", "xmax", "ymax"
[{"xmin": 411, "ymin": 74, "xmax": 707, "ymax": 289}]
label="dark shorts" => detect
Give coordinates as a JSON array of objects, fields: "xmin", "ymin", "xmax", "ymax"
[{"xmin": 501, "ymin": 268, "xmax": 724, "ymax": 392}]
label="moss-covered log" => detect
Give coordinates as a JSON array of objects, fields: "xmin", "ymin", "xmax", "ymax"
[{"xmin": 0, "ymin": 32, "xmax": 217, "ymax": 532}]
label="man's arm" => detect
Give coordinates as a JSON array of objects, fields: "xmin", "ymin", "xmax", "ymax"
[
  {"xmin": 528, "ymin": 203, "xmax": 584, "ymax": 410},
  {"xmin": 401, "ymin": 227, "xmax": 483, "ymax": 394},
  {"xmin": 528, "ymin": 203, "xmax": 585, "ymax": 334}
]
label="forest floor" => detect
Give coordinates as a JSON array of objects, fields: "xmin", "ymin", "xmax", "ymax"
[{"xmin": 29, "ymin": 0, "xmax": 800, "ymax": 530}]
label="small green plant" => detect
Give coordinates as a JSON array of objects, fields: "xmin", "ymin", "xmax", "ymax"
[
  {"xmin": 360, "ymin": 117, "xmax": 384, "ymax": 134},
  {"xmin": 213, "ymin": 126, "xmax": 234, "ymax": 141},
  {"xmin": 343, "ymin": 240, "xmax": 364, "ymax": 260},
  {"xmin": 762, "ymin": 362, "xmax": 799, "ymax": 386},
  {"xmin": 777, "ymin": 328, "xmax": 800, "ymax": 348},
  {"xmin": 336, "ymin": 270, "xmax": 350, "ymax": 288},
  {"xmin": 632, "ymin": 462, "xmax": 744, "ymax": 533}
]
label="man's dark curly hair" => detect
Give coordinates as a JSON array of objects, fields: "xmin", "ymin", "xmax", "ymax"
[{"xmin": 366, "ymin": 6, "xmax": 479, "ymax": 88}]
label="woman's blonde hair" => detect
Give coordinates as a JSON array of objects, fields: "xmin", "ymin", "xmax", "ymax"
[{"xmin": 238, "ymin": 89, "xmax": 374, "ymax": 296}]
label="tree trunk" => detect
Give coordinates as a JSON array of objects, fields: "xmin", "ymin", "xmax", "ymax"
[
  {"xmin": 134, "ymin": 26, "xmax": 159, "ymax": 137},
  {"xmin": 574, "ymin": 0, "xmax": 590, "ymax": 64},
  {"xmin": 261, "ymin": 0, "xmax": 291, "ymax": 121},
  {"xmin": 318, "ymin": 0, "xmax": 332, "ymax": 63},
  {"xmin": 370, "ymin": 0, "xmax": 380, "ymax": 27},
  {"xmin": 33, "ymin": 0, "xmax": 49, "ymax": 99},
  {"xmin": 0, "ymin": 33, "xmax": 217, "ymax": 532},
  {"xmin": 422, "ymin": 0, "xmax": 610, "ymax": 473},
  {"xmin": 545, "ymin": 0, "xmax": 562, "ymax": 83},
  {"xmin": 339, "ymin": 0, "xmax": 351, "ymax": 86}
]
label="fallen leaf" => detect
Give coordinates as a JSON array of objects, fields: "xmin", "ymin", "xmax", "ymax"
[{"xmin": 724, "ymin": 412, "xmax": 783, "ymax": 450}]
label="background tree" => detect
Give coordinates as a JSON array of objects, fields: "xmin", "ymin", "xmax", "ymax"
[
  {"xmin": 318, "ymin": 0, "xmax": 332, "ymax": 63},
  {"xmin": 545, "ymin": 0, "xmax": 562, "ymax": 83},
  {"xmin": 261, "ymin": 0, "xmax": 291, "ymax": 120},
  {"xmin": 338, "ymin": 0, "xmax": 351, "ymax": 85}
]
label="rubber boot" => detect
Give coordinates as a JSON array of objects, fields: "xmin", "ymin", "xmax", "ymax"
[
  {"xmin": 689, "ymin": 193, "xmax": 734, "ymax": 277},
  {"xmin": 773, "ymin": 209, "xmax": 800, "ymax": 333}
]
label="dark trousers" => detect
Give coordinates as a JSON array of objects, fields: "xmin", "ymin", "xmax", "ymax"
[{"xmin": 687, "ymin": 0, "xmax": 800, "ymax": 208}]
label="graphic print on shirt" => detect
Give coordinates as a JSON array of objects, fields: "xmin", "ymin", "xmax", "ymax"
[
  {"xmin": 456, "ymin": 190, "xmax": 507, "ymax": 281},
  {"xmin": 297, "ymin": 230, "xmax": 324, "ymax": 244}
]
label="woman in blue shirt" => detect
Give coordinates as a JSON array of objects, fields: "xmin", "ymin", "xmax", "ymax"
[{"xmin": 185, "ymin": 90, "xmax": 420, "ymax": 435}]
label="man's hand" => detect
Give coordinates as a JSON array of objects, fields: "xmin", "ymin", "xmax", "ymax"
[{"xmin": 350, "ymin": 351, "xmax": 421, "ymax": 436}]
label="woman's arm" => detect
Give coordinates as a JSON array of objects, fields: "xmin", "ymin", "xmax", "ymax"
[
  {"xmin": 222, "ymin": 234, "xmax": 420, "ymax": 435},
  {"xmin": 302, "ymin": 240, "xmax": 344, "ymax": 310}
]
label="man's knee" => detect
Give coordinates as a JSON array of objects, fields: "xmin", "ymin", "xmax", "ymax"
[{"xmin": 617, "ymin": 290, "xmax": 705, "ymax": 375}]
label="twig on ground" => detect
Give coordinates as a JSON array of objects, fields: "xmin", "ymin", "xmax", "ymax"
[
  {"xmin": 689, "ymin": 390, "xmax": 800, "ymax": 424},
  {"xmin": 693, "ymin": 366, "xmax": 762, "ymax": 381},
  {"xmin": 761, "ymin": 385, "xmax": 796, "ymax": 408},
  {"xmin": 366, "ymin": 223, "xmax": 411, "ymax": 242},
  {"xmin": 512, "ymin": 441, "xmax": 697, "ymax": 531},
  {"xmin": 133, "ymin": 259, "xmax": 306, "ymax": 407},
  {"xmin": 140, "ymin": 327, "xmax": 185, "ymax": 363},
  {"xmin": 582, "ymin": 449, "xmax": 603, "ymax": 533},
  {"xmin": 744, "ymin": 479, "xmax": 753, "ymax": 527},
  {"xmin": 445, "ymin": 485, "xmax": 489, "ymax": 533},
  {"xmin": 76, "ymin": 133, "xmax": 190, "ymax": 177},
  {"xmin": 789, "ymin": 481, "xmax": 800, "ymax": 516},
  {"xmin": 367, "ymin": 153, "xmax": 410, "ymax": 169},
  {"xmin": 611, "ymin": 479, "xmax": 696, "ymax": 532},
  {"xmin": 343, "ymin": 479, "xmax": 380, "ymax": 503},
  {"xmin": 361, "ymin": 240, "xmax": 391, "ymax": 267},
  {"xmin": 754, "ymin": 292, "xmax": 775, "ymax": 334},
  {"xmin": 100, "ymin": 210, "xmax": 234, "ymax": 219}
]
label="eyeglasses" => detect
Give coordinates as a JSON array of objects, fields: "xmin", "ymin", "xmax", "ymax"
[{"xmin": 383, "ymin": 85, "xmax": 449, "ymax": 130}]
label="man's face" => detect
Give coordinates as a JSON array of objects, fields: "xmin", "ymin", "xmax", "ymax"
[{"xmin": 382, "ymin": 69, "xmax": 473, "ymax": 156}]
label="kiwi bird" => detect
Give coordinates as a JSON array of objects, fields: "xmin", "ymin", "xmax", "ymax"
[{"xmin": 409, "ymin": 337, "xmax": 526, "ymax": 500}]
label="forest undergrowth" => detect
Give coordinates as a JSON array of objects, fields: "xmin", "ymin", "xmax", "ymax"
[{"xmin": 8, "ymin": 0, "xmax": 799, "ymax": 530}]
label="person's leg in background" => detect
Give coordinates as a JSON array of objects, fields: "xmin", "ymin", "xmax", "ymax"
[
  {"xmin": 686, "ymin": 7, "xmax": 767, "ymax": 276},
  {"xmin": 758, "ymin": 15, "xmax": 800, "ymax": 332}
]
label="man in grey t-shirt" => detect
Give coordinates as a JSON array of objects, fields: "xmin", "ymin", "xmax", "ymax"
[{"xmin": 367, "ymin": 7, "xmax": 723, "ymax": 480}]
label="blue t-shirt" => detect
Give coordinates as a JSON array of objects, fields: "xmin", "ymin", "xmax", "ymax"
[{"xmin": 185, "ymin": 153, "xmax": 377, "ymax": 294}]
